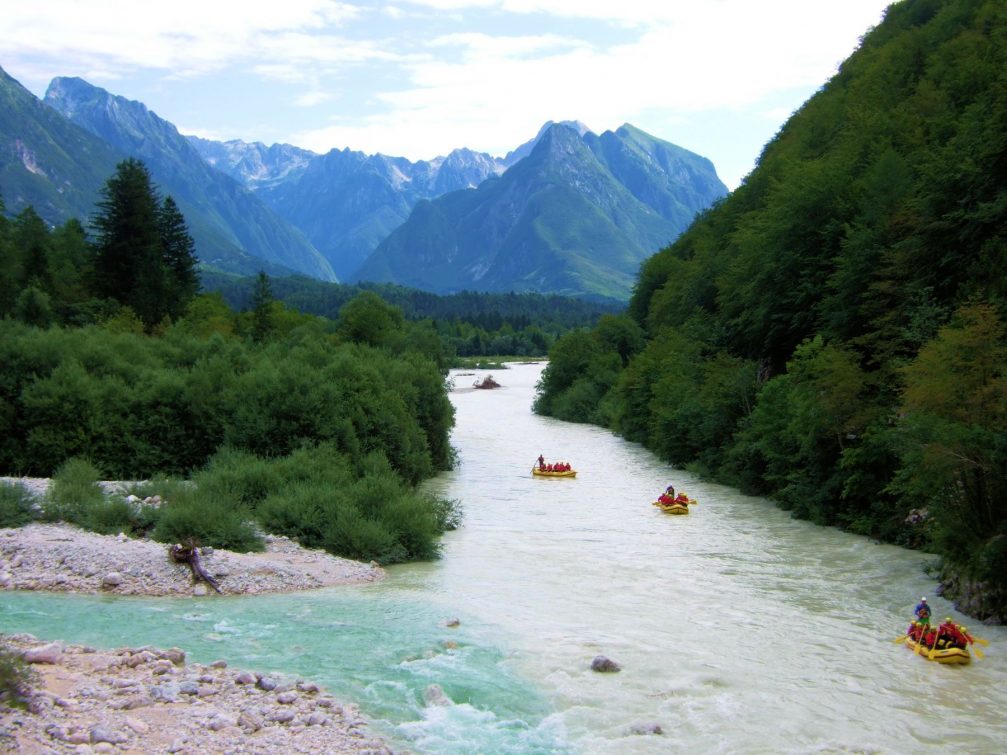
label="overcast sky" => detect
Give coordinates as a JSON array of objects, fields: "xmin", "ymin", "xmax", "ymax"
[{"xmin": 2, "ymin": 0, "xmax": 894, "ymax": 189}]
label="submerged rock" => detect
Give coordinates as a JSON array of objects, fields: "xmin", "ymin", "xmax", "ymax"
[{"xmin": 590, "ymin": 655, "xmax": 621, "ymax": 673}]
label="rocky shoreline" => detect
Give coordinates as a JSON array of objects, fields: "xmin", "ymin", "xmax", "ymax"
[
  {"xmin": 0, "ymin": 523, "xmax": 383, "ymax": 597},
  {"xmin": 0, "ymin": 478, "xmax": 396, "ymax": 753},
  {"xmin": 0, "ymin": 635, "xmax": 393, "ymax": 754}
]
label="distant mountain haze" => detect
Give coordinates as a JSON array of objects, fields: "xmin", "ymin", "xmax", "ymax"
[
  {"xmin": 188, "ymin": 134, "xmax": 510, "ymax": 280},
  {"xmin": 353, "ymin": 122, "xmax": 727, "ymax": 300},
  {"xmin": 43, "ymin": 76, "xmax": 337, "ymax": 281}
]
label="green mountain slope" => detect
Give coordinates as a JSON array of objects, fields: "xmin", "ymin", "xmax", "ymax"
[
  {"xmin": 44, "ymin": 77, "xmax": 336, "ymax": 281},
  {"xmin": 0, "ymin": 66, "xmax": 121, "ymax": 224},
  {"xmin": 354, "ymin": 123, "xmax": 726, "ymax": 300}
]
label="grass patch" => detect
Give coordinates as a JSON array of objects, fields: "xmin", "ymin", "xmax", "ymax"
[{"xmin": 0, "ymin": 482, "xmax": 37, "ymax": 528}]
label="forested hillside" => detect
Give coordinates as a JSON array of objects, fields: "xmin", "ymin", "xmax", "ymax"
[
  {"xmin": 535, "ymin": 0, "xmax": 1007, "ymax": 620},
  {"xmin": 201, "ymin": 270, "xmax": 620, "ymax": 359}
]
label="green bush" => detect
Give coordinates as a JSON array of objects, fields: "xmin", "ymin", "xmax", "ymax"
[
  {"xmin": 150, "ymin": 484, "xmax": 263, "ymax": 553},
  {"xmin": 42, "ymin": 456, "xmax": 104, "ymax": 524},
  {"xmin": 322, "ymin": 505, "xmax": 405, "ymax": 564},
  {"xmin": 82, "ymin": 497, "xmax": 153, "ymax": 536},
  {"xmin": 0, "ymin": 482, "xmax": 37, "ymax": 527},
  {"xmin": 257, "ymin": 480, "xmax": 336, "ymax": 549},
  {"xmin": 0, "ymin": 639, "xmax": 36, "ymax": 710},
  {"xmin": 191, "ymin": 447, "xmax": 282, "ymax": 511}
]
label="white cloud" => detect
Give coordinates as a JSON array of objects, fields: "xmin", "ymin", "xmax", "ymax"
[
  {"xmin": 0, "ymin": 0, "xmax": 363, "ymax": 76},
  {"xmin": 293, "ymin": 0, "xmax": 888, "ymax": 165},
  {"xmin": 293, "ymin": 90, "xmax": 335, "ymax": 107},
  {"xmin": 4, "ymin": 0, "xmax": 892, "ymax": 187}
]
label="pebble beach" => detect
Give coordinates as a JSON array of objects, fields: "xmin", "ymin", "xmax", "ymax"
[{"xmin": 0, "ymin": 478, "xmax": 396, "ymax": 754}]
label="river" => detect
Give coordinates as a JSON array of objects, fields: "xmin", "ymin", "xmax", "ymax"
[{"xmin": 3, "ymin": 363, "xmax": 1006, "ymax": 753}]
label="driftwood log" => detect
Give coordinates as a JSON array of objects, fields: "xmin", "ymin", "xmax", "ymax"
[{"xmin": 169, "ymin": 542, "xmax": 222, "ymax": 593}]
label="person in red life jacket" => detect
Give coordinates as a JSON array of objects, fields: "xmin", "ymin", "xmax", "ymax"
[
  {"xmin": 922, "ymin": 626, "xmax": 938, "ymax": 648},
  {"xmin": 546, "ymin": 463, "xmax": 554, "ymax": 472},
  {"xmin": 940, "ymin": 618, "xmax": 969, "ymax": 649},
  {"xmin": 674, "ymin": 492, "xmax": 690, "ymax": 505}
]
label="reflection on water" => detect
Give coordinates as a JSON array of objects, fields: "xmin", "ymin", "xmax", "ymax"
[{"xmin": 3, "ymin": 363, "xmax": 1006, "ymax": 753}]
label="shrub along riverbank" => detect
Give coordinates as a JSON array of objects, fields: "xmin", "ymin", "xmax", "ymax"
[{"xmin": 0, "ymin": 309, "xmax": 458, "ymax": 565}]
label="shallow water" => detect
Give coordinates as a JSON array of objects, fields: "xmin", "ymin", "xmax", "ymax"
[{"xmin": 3, "ymin": 363, "xmax": 1006, "ymax": 753}]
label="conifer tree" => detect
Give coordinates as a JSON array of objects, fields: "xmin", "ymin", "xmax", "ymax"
[
  {"xmin": 158, "ymin": 195, "xmax": 199, "ymax": 319},
  {"xmin": 251, "ymin": 270, "xmax": 274, "ymax": 343},
  {"xmin": 91, "ymin": 158, "xmax": 167, "ymax": 327},
  {"xmin": 14, "ymin": 206, "xmax": 52, "ymax": 292}
]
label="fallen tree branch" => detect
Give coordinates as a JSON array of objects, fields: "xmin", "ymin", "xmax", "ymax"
[{"xmin": 169, "ymin": 542, "xmax": 222, "ymax": 593}]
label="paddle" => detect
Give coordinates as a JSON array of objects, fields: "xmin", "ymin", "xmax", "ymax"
[{"xmin": 928, "ymin": 631, "xmax": 941, "ymax": 660}]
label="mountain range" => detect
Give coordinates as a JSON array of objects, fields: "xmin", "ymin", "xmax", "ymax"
[
  {"xmin": 1, "ymin": 66, "xmax": 727, "ymax": 300},
  {"xmin": 355, "ymin": 122, "xmax": 726, "ymax": 299}
]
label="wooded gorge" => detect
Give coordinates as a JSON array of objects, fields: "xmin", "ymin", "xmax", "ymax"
[{"xmin": 534, "ymin": 0, "xmax": 1007, "ymax": 620}]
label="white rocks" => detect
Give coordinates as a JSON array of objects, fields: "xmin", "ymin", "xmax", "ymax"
[
  {"xmin": 24, "ymin": 642, "xmax": 63, "ymax": 664},
  {"xmin": 0, "ymin": 520, "xmax": 383, "ymax": 597},
  {"xmin": 0, "ymin": 637, "xmax": 391, "ymax": 754}
]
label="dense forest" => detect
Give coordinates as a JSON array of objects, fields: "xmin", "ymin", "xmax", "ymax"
[
  {"xmin": 201, "ymin": 271, "xmax": 620, "ymax": 359},
  {"xmin": 535, "ymin": 0, "xmax": 1007, "ymax": 620},
  {"xmin": 0, "ymin": 159, "xmax": 458, "ymax": 564}
]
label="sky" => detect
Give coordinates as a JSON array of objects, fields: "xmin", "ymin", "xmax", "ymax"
[{"xmin": 2, "ymin": 0, "xmax": 895, "ymax": 190}]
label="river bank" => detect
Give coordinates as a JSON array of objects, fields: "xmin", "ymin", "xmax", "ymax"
[
  {"xmin": 0, "ymin": 477, "xmax": 384, "ymax": 596},
  {"xmin": 1, "ymin": 478, "xmax": 395, "ymax": 752},
  {"xmin": 0, "ymin": 633, "xmax": 393, "ymax": 754}
]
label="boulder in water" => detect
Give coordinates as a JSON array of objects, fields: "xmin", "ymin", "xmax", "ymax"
[{"xmin": 590, "ymin": 655, "xmax": 621, "ymax": 673}]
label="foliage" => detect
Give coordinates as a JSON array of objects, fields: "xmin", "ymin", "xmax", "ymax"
[
  {"xmin": 91, "ymin": 158, "xmax": 199, "ymax": 329},
  {"xmin": 201, "ymin": 271, "xmax": 620, "ymax": 361},
  {"xmin": 0, "ymin": 481, "xmax": 36, "ymax": 527},
  {"xmin": 891, "ymin": 303, "xmax": 1007, "ymax": 581},
  {"xmin": 249, "ymin": 271, "xmax": 275, "ymax": 343},
  {"xmin": 0, "ymin": 638, "xmax": 36, "ymax": 710},
  {"xmin": 150, "ymin": 481, "xmax": 264, "ymax": 553},
  {"xmin": 41, "ymin": 456, "xmax": 105, "ymax": 524}
]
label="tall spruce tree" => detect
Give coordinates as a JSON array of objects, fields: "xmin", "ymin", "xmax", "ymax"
[
  {"xmin": 91, "ymin": 159, "xmax": 198, "ymax": 328},
  {"xmin": 14, "ymin": 206, "xmax": 52, "ymax": 293},
  {"xmin": 251, "ymin": 270, "xmax": 274, "ymax": 343},
  {"xmin": 91, "ymin": 158, "xmax": 167, "ymax": 327},
  {"xmin": 158, "ymin": 195, "xmax": 199, "ymax": 319}
]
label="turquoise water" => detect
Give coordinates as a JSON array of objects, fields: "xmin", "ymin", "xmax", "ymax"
[
  {"xmin": 1, "ymin": 586, "xmax": 567, "ymax": 753},
  {"xmin": 4, "ymin": 363, "xmax": 1007, "ymax": 753}
]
